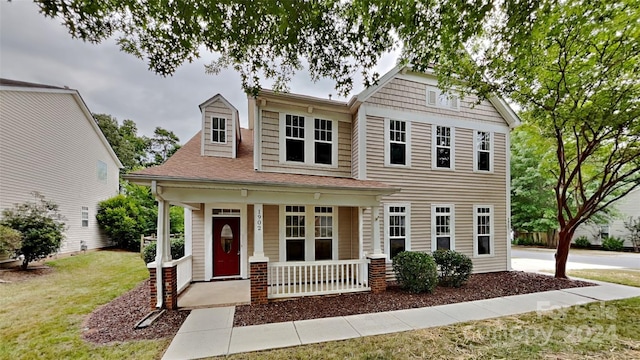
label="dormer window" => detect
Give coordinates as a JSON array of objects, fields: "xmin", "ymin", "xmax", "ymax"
[
  {"xmin": 426, "ymin": 86, "xmax": 460, "ymax": 111},
  {"xmin": 211, "ymin": 117, "xmax": 226, "ymax": 143}
]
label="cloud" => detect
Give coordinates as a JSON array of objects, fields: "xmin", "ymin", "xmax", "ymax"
[{"xmin": 1, "ymin": 1, "xmax": 398, "ymax": 143}]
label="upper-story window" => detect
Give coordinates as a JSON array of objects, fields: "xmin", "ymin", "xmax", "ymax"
[
  {"xmin": 314, "ymin": 119, "xmax": 332, "ymax": 165},
  {"xmin": 211, "ymin": 117, "xmax": 227, "ymax": 143},
  {"xmin": 426, "ymin": 86, "xmax": 460, "ymax": 111},
  {"xmin": 96, "ymin": 160, "xmax": 107, "ymax": 183},
  {"xmin": 281, "ymin": 114, "xmax": 336, "ymax": 166},
  {"xmin": 474, "ymin": 131, "xmax": 493, "ymax": 172},
  {"xmin": 285, "ymin": 115, "xmax": 305, "ymax": 162},
  {"xmin": 81, "ymin": 206, "xmax": 89, "ymax": 227},
  {"xmin": 385, "ymin": 119, "xmax": 411, "ymax": 167},
  {"xmin": 432, "ymin": 205, "xmax": 454, "ymax": 251},
  {"xmin": 433, "ymin": 125, "xmax": 454, "ymax": 169}
]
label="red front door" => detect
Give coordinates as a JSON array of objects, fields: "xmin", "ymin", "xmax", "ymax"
[{"xmin": 213, "ymin": 217, "xmax": 240, "ymax": 277}]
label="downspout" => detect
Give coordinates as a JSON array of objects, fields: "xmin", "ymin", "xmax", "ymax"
[{"xmin": 151, "ymin": 180, "xmax": 164, "ymax": 309}]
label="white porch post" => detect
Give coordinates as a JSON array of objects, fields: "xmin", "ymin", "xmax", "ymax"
[
  {"xmin": 154, "ymin": 199, "xmax": 170, "ymax": 308},
  {"xmin": 184, "ymin": 208, "xmax": 192, "ymax": 257},
  {"xmin": 162, "ymin": 202, "xmax": 171, "ymax": 261},
  {"xmin": 358, "ymin": 207, "xmax": 365, "ymax": 258},
  {"xmin": 251, "ymin": 203, "xmax": 267, "ymax": 260},
  {"xmin": 371, "ymin": 205, "xmax": 382, "ymax": 255}
]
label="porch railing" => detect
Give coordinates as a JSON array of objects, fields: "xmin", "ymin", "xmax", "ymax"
[
  {"xmin": 175, "ymin": 255, "xmax": 193, "ymax": 294},
  {"xmin": 268, "ymin": 259, "xmax": 370, "ymax": 299}
]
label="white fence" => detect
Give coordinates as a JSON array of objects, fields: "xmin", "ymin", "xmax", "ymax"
[
  {"xmin": 175, "ymin": 255, "xmax": 193, "ymax": 294},
  {"xmin": 268, "ymin": 259, "xmax": 370, "ymax": 299}
]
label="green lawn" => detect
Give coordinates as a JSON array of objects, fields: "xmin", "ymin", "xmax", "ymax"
[
  {"xmin": 220, "ymin": 269, "xmax": 640, "ymax": 360},
  {"xmin": 0, "ymin": 251, "xmax": 167, "ymax": 360},
  {"xmin": 566, "ymin": 269, "xmax": 640, "ymax": 288}
]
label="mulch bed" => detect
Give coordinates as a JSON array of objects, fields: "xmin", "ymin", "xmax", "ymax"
[
  {"xmin": 234, "ymin": 271, "xmax": 595, "ymax": 326},
  {"xmin": 0, "ymin": 265, "xmax": 54, "ymax": 283},
  {"xmin": 82, "ymin": 280, "xmax": 190, "ymax": 344}
]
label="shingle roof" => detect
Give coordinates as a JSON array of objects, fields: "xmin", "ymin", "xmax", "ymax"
[
  {"xmin": 129, "ymin": 129, "xmax": 394, "ymax": 191},
  {"xmin": 0, "ymin": 78, "xmax": 68, "ymax": 90}
]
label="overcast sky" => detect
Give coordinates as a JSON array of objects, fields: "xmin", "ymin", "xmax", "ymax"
[{"xmin": 0, "ymin": 1, "xmax": 398, "ymax": 143}]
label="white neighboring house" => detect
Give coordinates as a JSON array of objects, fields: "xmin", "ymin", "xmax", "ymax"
[
  {"xmin": 572, "ymin": 188, "xmax": 640, "ymax": 248},
  {"xmin": 0, "ymin": 79, "xmax": 122, "ymax": 254}
]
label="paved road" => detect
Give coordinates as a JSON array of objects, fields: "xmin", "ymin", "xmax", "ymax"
[{"xmin": 512, "ymin": 248, "xmax": 640, "ymax": 269}]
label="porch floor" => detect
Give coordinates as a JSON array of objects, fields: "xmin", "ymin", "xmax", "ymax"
[{"xmin": 178, "ymin": 280, "xmax": 250, "ymax": 308}]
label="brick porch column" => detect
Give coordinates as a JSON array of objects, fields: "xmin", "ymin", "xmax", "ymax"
[
  {"xmin": 249, "ymin": 260, "xmax": 268, "ymax": 304},
  {"xmin": 147, "ymin": 262, "xmax": 178, "ymax": 309},
  {"xmin": 368, "ymin": 255, "xmax": 387, "ymax": 293}
]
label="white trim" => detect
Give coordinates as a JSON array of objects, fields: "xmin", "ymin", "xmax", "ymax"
[
  {"xmin": 425, "ymin": 85, "xmax": 460, "ymax": 111},
  {"xmin": 240, "ymin": 203, "xmax": 248, "ymax": 278},
  {"xmin": 358, "ymin": 207, "xmax": 365, "ymax": 258},
  {"xmin": 278, "ymin": 112, "xmax": 339, "ymax": 168},
  {"xmin": 184, "ymin": 208, "xmax": 192, "ymax": 257},
  {"xmin": 473, "ymin": 205, "xmax": 495, "ymax": 258},
  {"xmin": 232, "ymin": 111, "xmax": 237, "ymax": 158},
  {"xmin": 199, "ymin": 93, "xmax": 239, "ymax": 113},
  {"xmin": 505, "ymin": 132, "xmax": 512, "ymax": 270},
  {"xmin": 473, "ymin": 130, "xmax": 494, "ymax": 173},
  {"xmin": 384, "ymin": 118, "xmax": 411, "ymax": 168},
  {"xmin": 383, "ymin": 203, "xmax": 411, "ymax": 262},
  {"xmin": 201, "ymin": 108, "xmax": 206, "ymax": 156},
  {"xmin": 254, "ymin": 103, "xmax": 261, "ymax": 170},
  {"xmin": 356, "ymin": 65, "xmax": 405, "ymax": 103},
  {"xmin": 431, "ymin": 204, "xmax": 455, "ymax": 251},
  {"xmin": 278, "ymin": 205, "xmax": 339, "ymax": 262},
  {"xmin": 432, "ymin": 125, "xmax": 455, "ymax": 170},
  {"xmin": 357, "ymin": 105, "xmax": 367, "ymax": 179},
  {"xmin": 204, "ymin": 203, "xmax": 246, "ymax": 280},
  {"xmin": 366, "ymin": 106, "xmax": 510, "ymax": 134},
  {"xmin": 210, "ymin": 116, "xmax": 227, "ymax": 144}
]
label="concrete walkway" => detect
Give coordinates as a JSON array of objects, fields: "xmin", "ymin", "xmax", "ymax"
[{"xmin": 161, "ymin": 282, "xmax": 640, "ymax": 360}]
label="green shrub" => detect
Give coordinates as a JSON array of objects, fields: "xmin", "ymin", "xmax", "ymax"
[
  {"xmin": 0, "ymin": 193, "xmax": 65, "ymax": 269},
  {"xmin": 573, "ymin": 236, "xmax": 591, "ymax": 249},
  {"xmin": 142, "ymin": 238, "xmax": 185, "ymax": 263},
  {"xmin": 514, "ymin": 237, "xmax": 546, "ymax": 246},
  {"xmin": 432, "ymin": 250, "xmax": 473, "ymax": 287},
  {"xmin": 96, "ymin": 194, "xmax": 150, "ymax": 251},
  {"xmin": 0, "ymin": 224, "xmax": 22, "ymax": 258},
  {"xmin": 392, "ymin": 251, "xmax": 438, "ymax": 294},
  {"xmin": 602, "ymin": 236, "xmax": 624, "ymax": 252}
]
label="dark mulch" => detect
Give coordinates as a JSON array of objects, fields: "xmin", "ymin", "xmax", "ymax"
[
  {"xmin": 82, "ymin": 280, "xmax": 190, "ymax": 344},
  {"xmin": 234, "ymin": 271, "xmax": 595, "ymax": 326},
  {"xmin": 0, "ymin": 265, "xmax": 54, "ymax": 283}
]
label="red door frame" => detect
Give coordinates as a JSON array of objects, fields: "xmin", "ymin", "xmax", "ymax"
[{"xmin": 213, "ymin": 217, "xmax": 241, "ymax": 277}]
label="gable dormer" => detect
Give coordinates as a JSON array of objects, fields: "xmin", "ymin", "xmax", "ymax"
[{"xmin": 199, "ymin": 94, "xmax": 242, "ymax": 158}]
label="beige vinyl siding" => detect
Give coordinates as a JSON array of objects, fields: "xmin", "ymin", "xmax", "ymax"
[
  {"xmin": 361, "ymin": 78, "xmax": 510, "ymax": 272},
  {"xmin": 0, "ymin": 90, "xmax": 119, "ymax": 254},
  {"xmin": 202, "ymin": 99, "xmax": 234, "ymax": 158},
  {"xmin": 368, "ymin": 78, "xmax": 506, "ymax": 126},
  {"xmin": 263, "ymin": 205, "xmax": 280, "ymax": 261},
  {"xmin": 260, "ymin": 110, "xmax": 352, "ymax": 177},
  {"xmin": 351, "ymin": 111, "xmax": 360, "ymax": 178},
  {"xmin": 338, "ymin": 206, "xmax": 358, "ymax": 260},
  {"xmin": 247, "ymin": 205, "xmax": 254, "ymax": 256},
  {"xmin": 191, "ymin": 207, "xmax": 205, "ymax": 280}
]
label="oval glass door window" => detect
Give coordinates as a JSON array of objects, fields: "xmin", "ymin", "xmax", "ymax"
[{"xmin": 221, "ymin": 224, "xmax": 233, "ymax": 254}]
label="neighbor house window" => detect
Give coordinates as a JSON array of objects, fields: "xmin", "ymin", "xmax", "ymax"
[
  {"xmin": 285, "ymin": 115, "xmax": 305, "ymax": 162},
  {"xmin": 314, "ymin": 119, "xmax": 333, "ymax": 165},
  {"xmin": 474, "ymin": 131, "xmax": 493, "ymax": 172},
  {"xmin": 285, "ymin": 206, "xmax": 306, "ymax": 261},
  {"xmin": 314, "ymin": 207, "xmax": 333, "ymax": 260},
  {"xmin": 81, "ymin": 206, "xmax": 89, "ymax": 227},
  {"xmin": 432, "ymin": 205, "xmax": 454, "ymax": 251},
  {"xmin": 211, "ymin": 117, "xmax": 226, "ymax": 143},
  {"xmin": 386, "ymin": 205, "xmax": 410, "ymax": 260},
  {"xmin": 385, "ymin": 119, "xmax": 410, "ymax": 166},
  {"xmin": 426, "ymin": 86, "xmax": 460, "ymax": 110},
  {"xmin": 474, "ymin": 206, "xmax": 493, "ymax": 256},
  {"xmin": 599, "ymin": 225, "xmax": 610, "ymax": 240},
  {"xmin": 433, "ymin": 125, "xmax": 454, "ymax": 169},
  {"xmin": 97, "ymin": 160, "xmax": 108, "ymax": 183}
]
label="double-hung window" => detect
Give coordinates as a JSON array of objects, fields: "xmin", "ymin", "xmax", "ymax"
[
  {"xmin": 432, "ymin": 205, "xmax": 454, "ymax": 251},
  {"xmin": 285, "ymin": 115, "xmax": 305, "ymax": 162},
  {"xmin": 474, "ymin": 205, "xmax": 493, "ymax": 256},
  {"xmin": 433, "ymin": 125, "xmax": 454, "ymax": 169},
  {"xmin": 211, "ymin": 117, "xmax": 226, "ymax": 143},
  {"xmin": 81, "ymin": 206, "xmax": 89, "ymax": 227},
  {"xmin": 314, "ymin": 207, "xmax": 333, "ymax": 260},
  {"xmin": 314, "ymin": 119, "xmax": 332, "ymax": 165},
  {"xmin": 474, "ymin": 131, "xmax": 493, "ymax": 172},
  {"xmin": 386, "ymin": 205, "xmax": 410, "ymax": 260},
  {"xmin": 385, "ymin": 119, "xmax": 410, "ymax": 166},
  {"xmin": 285, "ymin": 206, "xmax": 306, "ymax": 261}
]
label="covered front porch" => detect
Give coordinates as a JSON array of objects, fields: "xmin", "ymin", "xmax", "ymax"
[{"xmin": 143, "ymin": 179, "xmax": 395, "ymax": 308}]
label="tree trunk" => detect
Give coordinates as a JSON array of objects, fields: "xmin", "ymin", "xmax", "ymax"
[
  {"xmin": 555, "ymin": 229, "xmax": 573, "ymax": 278},
  {"xmin": 21, "ymin": 258, "xmax": 28, "ymax": 270}
]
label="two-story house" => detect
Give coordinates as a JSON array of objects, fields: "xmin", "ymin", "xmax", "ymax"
[
  {"xmin": 127, "ymin": 66, "xmax": 519, "ymax": 309},
  {"xmin": 0, "ymin": 79, "xmax": 122, "ymax": 257}
]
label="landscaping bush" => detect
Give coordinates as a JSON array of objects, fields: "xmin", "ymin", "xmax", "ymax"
[
  {"xmin": 0, "ymin": 193, "xmax": 65, "ymax": 269},
  {"xmin": 142, "ymin": 238, "xmax": 185, "ymax": 263},
  {"xmin": 392, "ymin": 251, "xmax": 438, "ymax": 294},
  {"xmin": 96, "ymin": 194, "xmax": 152, "ymax": 251},
  {"xmin": 0, "ymin": 224, "xmax": 22, "ymax": 259},
  {"xmin": 573, "ymin": 236, "xmax": 591, "ymax": 249},
  {"xmin": 432, "ymin": 250, "xmax": 473, "ymax": 287},
  {"xmin": 602, "ymin": 236, "xmax": 624, "ymax": 252}
]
